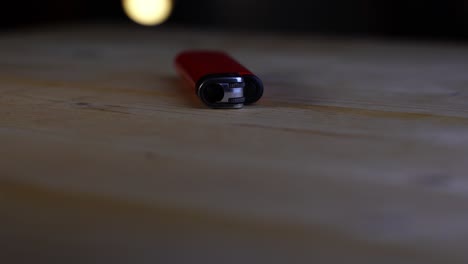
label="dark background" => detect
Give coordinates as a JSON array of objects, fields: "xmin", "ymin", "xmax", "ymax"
[{"xmin": 1, "ymin": 0, "xmax": 468, "ymax": 41}]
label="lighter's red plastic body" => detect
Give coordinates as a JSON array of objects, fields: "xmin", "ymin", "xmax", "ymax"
[
  {"xmin": 175, "ymin": 50, "xmax": 263, "ymax": 106},
  {"xmin": 175, "ymin": 51, "xmax": 253, "ymax": 87}
]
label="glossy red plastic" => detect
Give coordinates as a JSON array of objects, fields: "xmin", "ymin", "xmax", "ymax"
[
  {"xmin": 175, "ymin": 51, "xmax": 252, "ymax": 87},
  {"xmin": 175, "ymin": 50, "xmax": 263, "ymax": 105}
]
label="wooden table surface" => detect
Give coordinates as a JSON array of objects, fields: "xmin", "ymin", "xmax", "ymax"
[{"xmin": 1, "ymin": 24, "xmax": 468, "ymax": 263}]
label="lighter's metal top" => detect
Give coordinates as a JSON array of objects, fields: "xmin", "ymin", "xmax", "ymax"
[{"xmin": 197, "ymin": 76, "xmax": 245, "ymax": 109}]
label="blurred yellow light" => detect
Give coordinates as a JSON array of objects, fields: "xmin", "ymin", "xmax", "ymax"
[{"xmin": 123, "ymin": 0, "xmax": 173, "ymax": 26}]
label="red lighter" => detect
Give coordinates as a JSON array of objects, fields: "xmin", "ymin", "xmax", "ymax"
[{"xmin": 175, "ymin": 50, "xmax": 263, "ymax": 109}]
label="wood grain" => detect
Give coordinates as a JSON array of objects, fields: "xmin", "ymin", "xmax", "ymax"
[{"xmin": 1, "ymin": 24, "xmax": 468, "ymax": 263}]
